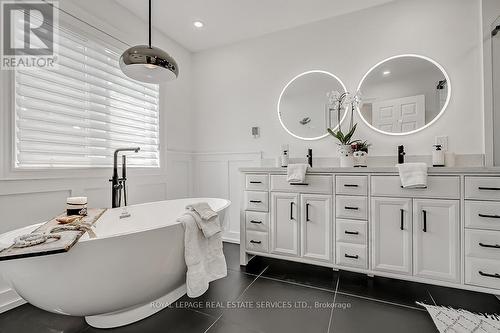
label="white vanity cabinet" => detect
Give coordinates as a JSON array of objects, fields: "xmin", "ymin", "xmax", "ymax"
[
  {"xmin": 240, "ymin": 168, "xmax": 500, "ymax": 296},
  {"xmin": 270, "ymin": 181, "xmax": 332, "ymax": 263},
  {"xmin": 464, "ymin": 176, "xmax": 500, "ymax": 290},
  {"xmin": 371, "ymin": 176, "xmax": 460, "ymax": 283},
  {"xmin": 412, "ymin": 199, "xmax": 460, "ymax": 283},
  {"xmin": 300, "ymin": 194, "xmax": 332, "ymax": 261},
  {"xmin": 270, "ymin": 192, "xmax": 299, "ymax": 256},
  {"xmin": 371, "ymin": 197, "xmax": 412, "ymax": 275}
]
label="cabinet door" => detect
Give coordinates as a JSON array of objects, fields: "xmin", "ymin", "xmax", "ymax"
[
  {"xmin": 300, "ymin": 194, "xmax": 332, "ymax": 262},
  {"xmin": 271, "ymin": 192, "xmax": 299, "ymax": 256},
  {"xmin": 372, "ymin": 197, "xmax": 412, "ymax": 275},
  {"xmin": 413, "ymin": 199, "xmax": 460, "ymax": 283}
]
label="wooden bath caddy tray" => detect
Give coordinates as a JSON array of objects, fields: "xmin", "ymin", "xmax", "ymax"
[{"xmin": 0, "ymin": 208, "xmax": 106, "ymax": 261}]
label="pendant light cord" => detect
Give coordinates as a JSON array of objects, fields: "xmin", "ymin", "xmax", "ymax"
[{"xmin": 148, "ymin": 0, "xmax": 152, "ymax": 48}]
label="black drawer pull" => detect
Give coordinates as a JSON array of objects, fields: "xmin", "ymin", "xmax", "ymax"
[
  {"xmin": 290, "ymin": 183, "xmax": 309, "ymax": 186},
  {"xmin": 423, "ymin": 210, "xmax": 427, "ymax": 232},
  {"xmin": 249, "ymin": 200, "xmax": 262, "ymax": 203},
  {"xmin": 479, "ymin": 271, "xmax": 500, "ymax": 279},
  {"xmin": 344, "ymin": 254, "xmax": 359, "ymax": 259},
  {"xmin": 306, "ymin": 203, "xmax": 310, "ymax": 222},
  {"xmin": 290, "ymin": 201, "xmax": 295, "ymax": 220},
  {"xmin": 478, "ymin": 213, "xmax": 500, "ymax": 219},
  {"xmin": 478, "ymin": 187, "xmax": 500, "ymax": 191},
  {"xmin": 345, "ymin": 206, "xmax": 359, "ymax": 210},
  {"xmin": 249, "ymin": 181, "xmax": 262, "ymax": 184},
  {"xmin": 400, "ymin": 209, "xmax": 404, "ymax": 230},
  {"xmin": 479, "ymin": 242, "xmax": 500, "ymax": 249},
  {"xmin": 344, "ymin": 231, "xmax": 359, "ymax": 235},
  {"xmin": 249, "ymin": 220, "xmax": 262, "ymax": 224},
  {"xmin": 400, "ymin": 185, "xmax": 427, "ymax": 189},
  {"xmin": 250, "ymin": 240, "xmax": 262, "ymax": 244},
  {"xmin": 344, "ymin": 184, "xmax": 359, "ymax": 187}
]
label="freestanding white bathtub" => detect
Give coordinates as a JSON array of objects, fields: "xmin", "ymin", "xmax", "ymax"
[{"xmin": 0, "ymin": 198, "xmax": 230, "ymax": 328}]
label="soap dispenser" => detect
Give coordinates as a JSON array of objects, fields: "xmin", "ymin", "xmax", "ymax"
[
  {"xmin": 280, "ymin": 144, "xmax": 289, "ymax": 168},
  {"xmin": 432, "ymin": 145, "xmax": 445, "ymax": 167}
]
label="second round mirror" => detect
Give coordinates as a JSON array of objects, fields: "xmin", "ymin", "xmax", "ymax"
[{"xmin": 357, "ymin": 54, "xmax": 450, "ymax": 135}]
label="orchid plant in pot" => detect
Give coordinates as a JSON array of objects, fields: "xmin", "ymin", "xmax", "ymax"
[{"xmin": 326, "ymin": 91, "xmax": 362, "ymax": 167}]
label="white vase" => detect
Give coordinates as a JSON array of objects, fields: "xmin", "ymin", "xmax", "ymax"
[{"xmin": 338, "ymin": 145, "xmax": 354, "ymax": 168}]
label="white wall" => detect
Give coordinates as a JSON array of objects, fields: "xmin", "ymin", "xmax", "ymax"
[
  {"xmin": 192, "ymin": 0, "xmax": 483, "ymax": 160},
  {"xmin": 482, "ymin": 0, "xmax": 500, "ymax": 165},
  {"xmin": 0, "ymin": 0, "xmax": 194, "ymax": 312}
]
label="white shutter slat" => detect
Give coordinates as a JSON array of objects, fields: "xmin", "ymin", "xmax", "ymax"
[{"xmin": 15, "ymin": 22, "xmax": 160, "ymax": 168}]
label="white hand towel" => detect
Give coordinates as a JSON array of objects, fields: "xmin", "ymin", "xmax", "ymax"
[
  {"xmin": 287, "ymin": 163, "xmax": 308, "ymax": 183},
  {"xmin": 185, "ymin": 210, "xmax": 221, "ymax": 238},
  {"xmin": 178, "ymin": 212, "xmax": 227, "ymax": 298},
  {"xmin": 396, "ymin": 163, "xmax": 428, "ymax": 189},
  {"xmin": 186, "ymin": 202, "xmax": 218, "ymax": 220}
]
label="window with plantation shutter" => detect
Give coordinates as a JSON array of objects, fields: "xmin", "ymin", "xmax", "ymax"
[{"xmin": 14, "ymin": 23, "xmax": 160, "ymax": 168}]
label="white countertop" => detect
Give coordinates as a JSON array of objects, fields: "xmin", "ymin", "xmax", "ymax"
[{"xmin": 239, "ymin": 166, "xmax": 500, "ymax": 174}]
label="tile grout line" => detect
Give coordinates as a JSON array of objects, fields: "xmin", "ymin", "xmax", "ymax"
[
  {"xmin": 255, "ymin": 275, "xmax": 336, "ymax": 294},
  {"xmin": 235, "ymin": 265, "xmax": 270, "ymax": 302},
  {"xmin": 427, "ymin": 290, "xmax": 437, "ymax": 305},
  {"xmin": 203, "ymin": 265, "xmax": 269, "ymax": 333},
  {"xmin": 335, "ymin": 291, "xmax": 426, "ymax": 312},
  {"xmin": 327, "ymin": 275, "xmax": 340, "ymax": 333}
]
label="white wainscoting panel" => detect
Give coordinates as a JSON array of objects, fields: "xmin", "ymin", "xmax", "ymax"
[{"xmin": 166, "ymin": 151, "xmax": 194, "ymax": 199}]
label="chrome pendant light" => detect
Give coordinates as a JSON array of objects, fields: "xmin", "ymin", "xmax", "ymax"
[{"xmin": 119, "ymin": 0, "xmax": 179, "ymax": 83}]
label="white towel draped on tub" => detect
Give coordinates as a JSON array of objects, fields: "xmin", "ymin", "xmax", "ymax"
[
  {"xmin": 186, "ymin": 202, "xmax": 218, "ymax": 221},
  {"xmin": 396, "ymin": 163, "xmax": 428, "ymax": 189},
  {"xmin": 178, "ymin": 211, "xmax": 227, "ymax": 298},
  {"xmin": 286, "ymin": 163, "xmax": 308, "ymax": 183},
  {"xmin": 185, "ymin": 203, "xmax": 221, "ymax": 238}
]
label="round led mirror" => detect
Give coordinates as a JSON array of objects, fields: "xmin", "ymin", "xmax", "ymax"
[
  {"xmin": 278, "ymin": 70, "xmax": 347, "ymax": 140},
  {"xmin": 357, "ymin": 54, "xmax": 451, "ymax": 135}
]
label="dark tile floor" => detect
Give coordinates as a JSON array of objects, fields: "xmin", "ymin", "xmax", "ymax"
[{"xmin": 1, "ymin": 242, "xmax": 499, "ymax": 333}]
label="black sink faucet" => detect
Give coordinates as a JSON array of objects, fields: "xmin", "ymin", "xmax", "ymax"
[
  {"xmin": 110, "ymin": 147, "xmax": 140, "ymax": 208},
  {"xmin": 307, "ymin": 148, "xmax": 313, "ymax": 167},
  {"xmin": 398, "ymin": 145, "xmax": 406, "ymax": 164}
]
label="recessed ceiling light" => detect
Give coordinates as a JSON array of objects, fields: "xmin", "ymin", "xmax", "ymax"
[
  {"xmin": 193, "ymin": 21, "xmax": 204, "ymax": 28},
  {"xmin": 383, "ymin": 70, "xmax": 391, "ymax": 76}
]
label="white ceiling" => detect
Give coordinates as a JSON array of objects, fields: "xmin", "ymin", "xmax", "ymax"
[{"xmin": 115, "ymin": 0, "xmax": 394, "ymax": 52}]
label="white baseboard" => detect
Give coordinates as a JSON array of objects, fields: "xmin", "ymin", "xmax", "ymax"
[{"xmin": 0, "ymin": 288, "xmax": 25, "ymax": 313}]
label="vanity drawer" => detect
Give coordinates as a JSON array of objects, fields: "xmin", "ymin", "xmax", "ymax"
[
  {"xmin": 245, "ymin": 211, "xmax": 269, "ymax": 232},
  {"xmin": 465, "ymin": 229, "xmax": 500, "ymax": 261},
  {"xmin": 465, "ymin": 201, "xmax": 500, "ymax": 231},
  {"xmin": 336, "ymin": 176, "xmax": 368, "ymax": 196},
  {"xmin": 245, "ymin": 174, "xmax": 269, "ymax": 191},
  {"xmin": 466, "ymin": 177, "xmax": 500, "ymax": 201},
  {"xmin": 465, "ymin": 257, "xmax": 500, "ymax": 290},
  {"xmin": 270, "ymin": 175, "xmax": 332, "ymax": 194},
  {"xmin": 336, "ymin": 196, "xmax": 368, "ymax": 220},
  {"xmin": 336, "ymin": 243, "xmax": 368, "ymax": 269},
  {"xmin": 336, "ymin": 219, "xmax": 367, "ymax": 245},
  {"xmin": 244, "ymin": 191, "xmax": 269, "ymax": 212},
  {"xmin": 371, "ymin": 176, "xmax": 460, "ymax": 199},
  {"xmin": 246, "ymin": 230, "xmax": 269, "ymax": 253}
]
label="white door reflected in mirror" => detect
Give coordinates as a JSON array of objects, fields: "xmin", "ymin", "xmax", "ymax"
[
  {"xmin": 278, "ymin": 70, "xmax": 347, "ymax": 141},
  {"xmin": 357, "ymin": 54, "xmax": 451, "ymax": 135}
]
